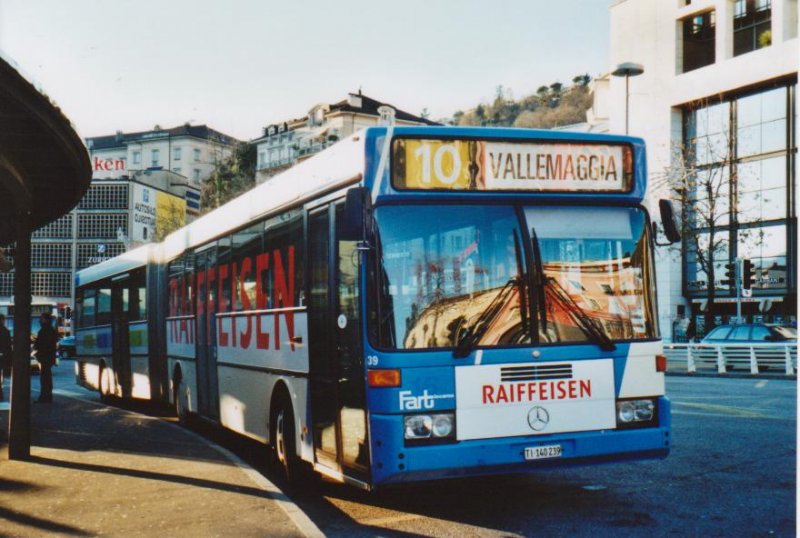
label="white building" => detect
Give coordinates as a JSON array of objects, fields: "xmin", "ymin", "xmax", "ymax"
[
  {"xmin": 605, "ymin": 0, "xmax": 797, "ymax": 338},
  {"xmin": 253, "ymin": 92, "xmax": 437, "ymax": 182}
]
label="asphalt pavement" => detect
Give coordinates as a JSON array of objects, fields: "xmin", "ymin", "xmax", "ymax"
[{"xmin": 0, "ymin": 361, "xmax": 320, "ymax": 537}]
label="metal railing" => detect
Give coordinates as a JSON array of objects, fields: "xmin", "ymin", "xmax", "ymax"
[{"xmin": 664, "ymin": 342, "xmax": 797, "ymax": 375}]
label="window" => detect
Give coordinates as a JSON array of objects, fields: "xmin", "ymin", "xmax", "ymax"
[
  {"xmin": 258, "ymin": 151, "xmax": 265, "ymax": 167},
  {"xmin": 193, "ymin": 148, "xmax": 201, "ymax": 161},
  {"xmin": 133, "ymin": 151, "xmax": 141, "ymax": 165},
  {"xmin": 77, "ymin": 214, "xmax": 128, "ymax": 239},
  {"xmin": 151, "ymin": 149, "xmax": 160, "ymax": 167},
  {"xmin": 682, "ymin": 83, "xmax": 793, "ymax": 298},
  {"xmin": 97, "ymin": 287, "xmax": 112, "ymax": 325},
  {"xmin": 729, "ymin": 326, "xmax": 751, "ymax": 340},
  {"xmin": 193, "ymin": 169, "xmax": 201, "ymax": 182},
  {"xmin": 78, "ymin": 184, "xmax": 129, "ymax": 210},
  {"xmin": 734, "ymin": 0, "xmax": 771, "ymax": 56},
  {"xmin": 173, "ymin": 147, "xmax": 182, "ymax": 161},
  {"xmin": 81, "ymin": 289, "xmax": 96, "ymax": 327},
  {"xmin": 681, "ymin": 11, "xmax": 716, "ymax": 73},
  {"xmin": 704, "ymin": 326, "xmax": 732, "ymax": 340},
  {"xmin": 33, "ymin": 214, "xmax": 73, "ymax": 239},
  {"xmin": 751, "ymin": 325, "xmax": 771, "ymax": 340}
]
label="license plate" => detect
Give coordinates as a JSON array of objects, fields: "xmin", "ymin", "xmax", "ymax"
[{"xmin": 524, "ymin": 445, "xmax": 563, "ymax": 460}]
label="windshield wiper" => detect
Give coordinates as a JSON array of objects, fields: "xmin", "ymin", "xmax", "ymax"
[
  {"xmin": 453, "ymin": 276, "xmax": 519, "ymax": 358},
  {"xmin": 529, "ymin": 228, "xmax": 548, "ymax": 336},
  {"xmin": 544, "ymin": 276, "xmax": 617, "ymax": 352},
  {"xmin": 453, "ymin": 230, "xmax": 528, "ymax": 359}
]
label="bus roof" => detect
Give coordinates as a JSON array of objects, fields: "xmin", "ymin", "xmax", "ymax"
[{"xmin": 75, "ymin": 242, "xmax": 155, "ymax": 288}]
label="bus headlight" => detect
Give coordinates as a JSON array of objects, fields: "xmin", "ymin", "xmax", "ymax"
[
  {"xmin": 404, "ymin": 413, "xmax": 456, "ymax": 442},
  {"xmin": 616, "ymin": 398, "xmax": 658, "ymax": 429}
]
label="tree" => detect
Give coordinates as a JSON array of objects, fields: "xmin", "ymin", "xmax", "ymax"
[
  {"xmin": 200, "ymin": 142, "xmax": 257, "ymax": 213},
  {"xmin": 154, "ymin": 196, "xmax": 186, "ymax": 242},
  {"xmin": 656, "ymin": 112, "xmax": 764, "ymax": 329}
]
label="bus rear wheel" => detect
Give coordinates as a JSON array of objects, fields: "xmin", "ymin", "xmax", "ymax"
[
  {"xmin": 271, "ymin": 395, "xmax": 300, "ymax": 486},
  {"xmin": 173, "ymin": 374, "xmax": 188, "ymax": 425},
  {"xmin": 99, "ymin": 365, "xmax": 112, "ymax": 401}
]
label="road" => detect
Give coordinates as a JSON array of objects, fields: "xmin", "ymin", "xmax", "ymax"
[{"xmin": 50, "ymin": 364, "xmax": 796, "ymax": 537}]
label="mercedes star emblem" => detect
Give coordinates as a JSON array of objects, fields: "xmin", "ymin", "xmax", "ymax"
[{"xmin": 527, "ymin": 406, "xmax": 550, "ymax": 431}]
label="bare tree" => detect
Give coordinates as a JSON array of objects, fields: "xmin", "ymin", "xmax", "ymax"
[{"xmin": 656, "ymin": 122, "xmax": 763, "ymax": 329}]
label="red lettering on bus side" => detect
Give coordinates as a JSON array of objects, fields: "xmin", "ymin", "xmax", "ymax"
[
  {"xmin": 239, "ymin": 256, "xmax": 253, "ymax": 348},
  {"xmin": 196, "ymin": 271, "xmax": 205, "ymax": 317},
  {"xmin": 255, "ymin": 253, "xmax": 270, "ymax": 350},
  {"xmin": 580, "ymin": 379, "xmax": 591, "ymax": 397},
  {"xmin": 168, "ymin": 278, "xmax": 178, "ymax": 317},
  {"xmin": 568, "ymin": 380, "xmax": 577, "ymax": 399},
  {"xmin": 217, "ymin": 263, "xmax": 229, "ymax": 346},
  {"xmin": 206, "ymin": 267, "xmax": 216, "ymax": 346},
  {"xmin": 230, "ymin": 261, "xmax": 237, "ymax": 348},
  {"xmin": 272, "ymin": 247, "xmax": 295, "ymax": 351},
  {"xmin": 527, "ymin": 382, "xmax": 537, "ymax": 400},
  {"xmin": 482, "ymin": 385, "xmax": 495, "ymax": 404},
  {"xmin": 516, "ymin": 382, "xmax": 525, "ymax": 402}
]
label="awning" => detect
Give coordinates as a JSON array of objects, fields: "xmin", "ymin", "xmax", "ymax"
[{"xmin": 0, "ymin": 53, "xmax": 91, "ymax": 243}]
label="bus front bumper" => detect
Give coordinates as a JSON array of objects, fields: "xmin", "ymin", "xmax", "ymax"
[{"xmin": 369, "ymin": 397, "xmax": 671, "ymax": 486}]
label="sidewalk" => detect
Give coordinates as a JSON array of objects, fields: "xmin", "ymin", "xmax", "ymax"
[{"xmin": 0, "ymin": 382, "xmax": 315, "ymax": 537}]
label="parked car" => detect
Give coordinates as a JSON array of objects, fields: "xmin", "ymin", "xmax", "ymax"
[
  {"xmin": 57, "ymin": 336, "xmax": 76, "ymax": 359},
  {"xmin": 701, "ymin": 323, "xmax": 797, "ymax": 344}
]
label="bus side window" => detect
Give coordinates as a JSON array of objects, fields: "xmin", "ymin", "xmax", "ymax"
[
  {"xmin": 82, "ymin": 289, "xmax": 97, "ymax": 327},
  {"xmin": 97, "ymin": 288, "xmax": 111, "ymax": 325}
]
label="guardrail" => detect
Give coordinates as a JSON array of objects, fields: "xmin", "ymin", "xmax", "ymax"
[{"xmin": 664, "ymin": 342, "xmax": 797, "ymax": 375}]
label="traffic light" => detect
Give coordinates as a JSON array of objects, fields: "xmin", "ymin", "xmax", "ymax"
[
  {"xmin": 742, "ymin": 259, "xmax": 756, "ymax": 290},
  {"xmin": 720, "ymin": 262, "xmax": 736, "ymax": 286}
]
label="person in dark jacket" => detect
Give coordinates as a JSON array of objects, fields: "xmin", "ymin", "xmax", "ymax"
[
  {"xmin": 34, "ymin": 312, "xmax": 57, "ymax": 403},
  {"xmin": 0, "ymin": 314, "xmax": 11, "ymax": 400}
]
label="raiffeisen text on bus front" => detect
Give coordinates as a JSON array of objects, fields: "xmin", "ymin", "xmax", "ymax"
[{"xmin": 455, "ymin": 360, "xmax": 616, "ymax": 440}]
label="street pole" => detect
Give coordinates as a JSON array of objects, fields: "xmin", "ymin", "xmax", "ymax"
[
  {"xmin": 9, "ymin": 205, "xmax": 32, "ymax": 460},
  {"xmin": 735, "ymin": 257, "xmax": 742, "ymax": 323},
  {"xmin": 611, "ymin": 62, "xmax": 644, "ymax": 135}
]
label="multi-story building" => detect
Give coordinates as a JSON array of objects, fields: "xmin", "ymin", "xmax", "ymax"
[
  {"xmin": 253, "ymin": 91, "xmax": 437, "ymax": 182},
  {"xmin": 0, "ymin": 124, "xmax": 239, "ymax": 320},
  {"xmin": 606, "ymin": 0, "xmax": 797, "ymax": 338}
]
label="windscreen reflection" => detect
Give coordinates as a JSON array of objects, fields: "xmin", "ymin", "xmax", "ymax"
[
  {"xmin": 526, "ymin": 206, "xmax": 657, "ymax": 343},
  {"xmin": 374, "ymin": 205, "xmax": 529, "ymax": 350}
]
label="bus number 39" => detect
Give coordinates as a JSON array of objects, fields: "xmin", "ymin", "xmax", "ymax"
[{"xmin": 414, "ymin": 143, "xmax": 462, "ymax": 185}]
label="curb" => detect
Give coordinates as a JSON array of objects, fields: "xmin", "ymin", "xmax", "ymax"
[{"xmin": 666, "ymin": 371, "xmax": 797, "ymax": 380}]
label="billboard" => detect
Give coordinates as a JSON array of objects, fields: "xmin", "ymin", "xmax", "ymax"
[{"xmin": 131, "ymin": 183, "xmax": 186, "ymax": 243}]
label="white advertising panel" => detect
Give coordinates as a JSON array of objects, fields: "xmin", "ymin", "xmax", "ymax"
[{"xmin": 455, "ymin": 359, "xmax": 616, "ymax": 440}]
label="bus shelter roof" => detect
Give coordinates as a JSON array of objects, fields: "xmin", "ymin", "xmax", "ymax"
[{"xmin": 0, "ymin": 53, "xmax": 91, "ymax": 244}]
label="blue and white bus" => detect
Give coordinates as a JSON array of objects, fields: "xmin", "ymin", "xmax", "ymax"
[{"xmin": 74, "ymin": 126, "xmax": 680, "ymax": 489}]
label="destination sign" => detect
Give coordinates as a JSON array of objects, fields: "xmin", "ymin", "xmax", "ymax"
[{"xmin": 392, "ymin": 138, "xmax": 632, "ymax": 193}]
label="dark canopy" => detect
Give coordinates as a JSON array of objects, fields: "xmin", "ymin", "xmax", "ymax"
[{"xmin": 0, "ymin": 55, "xmax": 91, "ymax": 243}]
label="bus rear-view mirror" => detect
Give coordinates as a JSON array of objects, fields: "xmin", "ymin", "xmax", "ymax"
[{"xmin": 658, "ymin": 199, "xmax": 681, "ymax": 244}]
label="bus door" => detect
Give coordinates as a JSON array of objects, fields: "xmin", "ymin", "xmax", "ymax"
[
  {"xmin": 110, "ymin": 279, "xmax": 131, "ymax": 398},
  {"xmin": 309, "ymin": 203, "xmax": 369, "ymax": 481},
  {"xmin": 195, "ymin": 246, "xmax": 220, "ymax": 420}
]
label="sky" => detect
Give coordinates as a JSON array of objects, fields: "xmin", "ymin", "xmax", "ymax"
[{"xmin": 0, "ymin": 0, "xmax": 610, "ymax": 141}]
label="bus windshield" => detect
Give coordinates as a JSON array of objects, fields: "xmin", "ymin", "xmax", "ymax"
[{"xmin": 373, "ymin": 204, "xmax": 657, "ymax": 351}]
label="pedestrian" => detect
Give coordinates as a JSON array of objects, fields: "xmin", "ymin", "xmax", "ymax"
[
  {"xmin": 0, "ymin": 314, "xmax": 11, "ymax": 400},
  {"xmin": 34, "ymin": 312, "xmax": 57, "ymax": 403}
]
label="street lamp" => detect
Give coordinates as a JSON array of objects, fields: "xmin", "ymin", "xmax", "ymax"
[{"xmin": 612, "ymin": 62, "xmax": 644, "ymax": 135}]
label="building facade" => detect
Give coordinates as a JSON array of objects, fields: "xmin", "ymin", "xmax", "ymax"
[
  {"xmin": 607, "ymin": 0, "xmax": 797, "ymax": 339},
  {"xmin": 253, "ymin": 92, "xmax": 437, "ymax": 182},
  {"xmin": 0, "ymin": 124, "xmax": 239, "ymax": 321}
]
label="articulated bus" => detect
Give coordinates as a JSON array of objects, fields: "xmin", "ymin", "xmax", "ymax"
[{"xmin": 74, "ymin": 126, "xmax": 680, "ymax": 489}]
